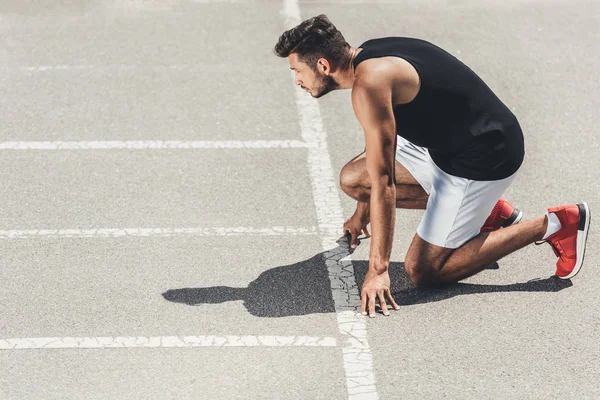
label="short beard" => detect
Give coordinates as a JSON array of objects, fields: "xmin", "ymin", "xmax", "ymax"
[{"xmin": 312, "ymin": 73, "xmax": 339, "ymax": 98}]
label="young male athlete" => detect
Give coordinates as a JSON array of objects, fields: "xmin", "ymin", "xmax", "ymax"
[{"xmin": 273, "ymin": 15, "xmax": 590, "ymax": 318}]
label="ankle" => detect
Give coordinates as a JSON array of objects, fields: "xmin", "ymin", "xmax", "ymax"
[
  {"xmin": 541, "ymin": 212, "xmax": 562, "ymax": 241},
  {"xmin": 538, "ymin": 214, "xmax": 549, "ymax": 241}
]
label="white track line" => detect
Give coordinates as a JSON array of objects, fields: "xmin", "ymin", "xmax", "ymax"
[
  {"xmin": 0, "ymin": 336, "xmax": 336, "ymax": 350},
  {"xmin": 0, "ymin": 140, "xmax": 315, "ymax": 150},
  {"xmin": 20, "ymin": 65, "xmax": 93, "ymax": 71},
  {"xmin": 17, "ymin": 64, "xmax": 219, "ymax": 71},
  {"xmin": 13, "ymin": 64, "xmax": 284, "ymax": 72},
  {"xmin": 0, "ymin": 227, "xmax": 318, "ymax": 239},
  {"xmin": 282, "ymin": 2, "xmax": 378, "ymax": 399}
]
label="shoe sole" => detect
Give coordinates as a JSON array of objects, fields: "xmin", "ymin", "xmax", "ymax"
[
  {"xmin": 501, "ymin": 207, "xmax": 524, "ymax": 228},
  {"xmin": 560, "ymin": 202, "xmax": 590, "ymax": 279}
]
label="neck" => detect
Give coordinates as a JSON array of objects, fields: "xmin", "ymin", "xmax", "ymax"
[{"xmin": 332, "ymin": 47, "xmax": 360, "ymax": 90}]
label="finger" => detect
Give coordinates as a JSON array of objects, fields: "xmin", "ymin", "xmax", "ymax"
[
  {"xmin": 342, "ymin": 223, "xmax": 349, "ymax": 236},
  {"xmin": 361, "ymin": 290, "xmax": 367, "ymax": 316},
  {"xmin": 368, "ymin": 292, "xmax": 376, "ymax": 318},
  {"xmin": 351, "ymin": 231, "xmax": 359, "ymax": 248},
  {"xmin": 344, "ymin": 230, "xmax": 352, "ymax": 243},
  {"xmin": 386, "ymin": 289, "xmax": 400, "ymax": 311},
  {"xmin": 378, "ymin": 292, "xmax": 390, "ymax": 316},
  {"xmin": 363, "ymin": 226, "xmax": 371, "ymax": 238},
  {"xmin": 343, "ymin": 230, "xmax": 353, "ymax": 246}
]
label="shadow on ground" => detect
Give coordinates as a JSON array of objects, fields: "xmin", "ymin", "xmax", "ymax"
[
  {"xmin": 163, "ymin": 241, "xmax": 572, "ymax": 317},
  {"xmin": 354, "ymin": 261, "xmax": 572, "ymax": 306}
]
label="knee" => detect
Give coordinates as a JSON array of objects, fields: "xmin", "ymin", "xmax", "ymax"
[
  {"xmin": 404, "ymin": 261, "xmax": 440, "ymax": 288},
  {"xmin": 339, "ymin": 165, "xmax": 360, "ymax": 195}
]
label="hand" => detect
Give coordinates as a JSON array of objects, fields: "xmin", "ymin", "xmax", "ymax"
[
  {"xmin": 343, "ymin": 204, "xmax": 370, "ymax": 249},
  {"xmin": 361, "ymin": 269, "xmax": 399, "ymax": 317}
]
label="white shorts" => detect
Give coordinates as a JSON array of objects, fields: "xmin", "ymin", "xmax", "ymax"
[{"xmin": 395, "ymin": 136, "xmax": 519, "ymax": 249}]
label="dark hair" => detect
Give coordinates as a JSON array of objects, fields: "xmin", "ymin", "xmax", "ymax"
[{"xmin": 273, "ymin": 14, "xmax": 351, "ymax": 71}]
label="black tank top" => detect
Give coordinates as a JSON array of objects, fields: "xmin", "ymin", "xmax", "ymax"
[{"xmin": 353, "ymin": 37, "xmax": 524, "ymax": 181}]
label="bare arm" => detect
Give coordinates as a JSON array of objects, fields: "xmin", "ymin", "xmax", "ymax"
[{"xmin": 352, "ymin": 76, "xmax": 397, "ymax": 273}]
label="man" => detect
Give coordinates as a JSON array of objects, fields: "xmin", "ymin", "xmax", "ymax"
[{"xmin": 273, "ymin": 15, "xmax": 590, "ymax": 318}]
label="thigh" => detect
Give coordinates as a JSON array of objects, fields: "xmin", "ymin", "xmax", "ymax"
[
  {"xmin": 343, "ymin": 150, "xmax": 424, "ymax": 187},
  {"xmin": 417, "ymin": 163, "xmax": 519, "ymax": 249}
]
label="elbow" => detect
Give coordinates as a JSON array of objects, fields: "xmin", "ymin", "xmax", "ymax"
[
  {"xmin": 370, "ymin": 176, "xmax": 396, "ymax": 200},
  {"xmin": 371, "ymin": 173, "xmax": 395, "ymax": 189},
  {"xmin": 370, "ymin": 181, "xmax": 395, "ymax": 205}
]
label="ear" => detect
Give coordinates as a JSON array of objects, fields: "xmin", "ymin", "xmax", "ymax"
[{"xmin": 317, "ymin": 58, "xmax": 331, "ymax": 75}]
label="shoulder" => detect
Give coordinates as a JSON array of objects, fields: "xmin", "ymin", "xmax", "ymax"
[
  {"xmin": 355, "ymin": 56, "xmax": 417, "ymax": 85},
  {"xmin": 353, "ymin": 56, "xmax": 420, "ymax": 106},
  {"xmin": 351, "ymin": 61, "xmax": 397, "ymax": 126},
  {"xmin": 352, "ymin": 59, "xmax": 394, "ymax": 100},
  {"xmin": 351, "ymin": 70, "xmax": 391, "ymax": 114}
]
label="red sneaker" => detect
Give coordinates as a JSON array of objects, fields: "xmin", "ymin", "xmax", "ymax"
[
  {"xmin": 541, "ymin": 202, "xmax": 591, "ymax": 279},
  {"xmin": 480, "ymin": 199, "xmax": 524, "ymax": 233}
]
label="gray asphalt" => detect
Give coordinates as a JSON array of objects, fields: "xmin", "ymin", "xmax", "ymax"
[{"xmin": 1, "ymin": 0, "xmax": 599, "ymax": 399}]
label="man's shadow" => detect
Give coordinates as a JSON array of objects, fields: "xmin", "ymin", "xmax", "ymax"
[{"xmin": 162, "ymin": 241, "xmax": 572, "ymax": 317}]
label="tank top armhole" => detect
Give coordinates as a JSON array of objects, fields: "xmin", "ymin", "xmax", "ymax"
[
  {"xmin": 354, "ymin": 49, "xmax": 423, "ymax": 88},
  {"xmin": 399, "ymin": 57, "xmax": 422, "ymax": 88},
  {"xmin": 397, "ymin": 56, "xmax": 424, "ymax": 105}
]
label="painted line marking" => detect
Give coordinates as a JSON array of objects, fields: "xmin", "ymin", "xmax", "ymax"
[
  {"xmin": 0, "ymin": 336, "xmax": 337, "ymax": 350},
  {"xmin": 19, "ymin": 65, "xmax": 94, "ymax": 71},
  {"xmin": 281, "ymin": 1, "xmax": 379, "ymax": 399},
  {"xmin": 0, "ymin": 227, "xmax": 318, "ymax": 239},
  {"xmin": 17, "ymin": 64, "xmax": 204, "ymax": 71},
  {"xmin": 8, "ymin": 64, "xmax": 283, "ymax": 72},
  {"xmin": 0, "ymin": 140, "xmax": 315, "ymax": 150}
]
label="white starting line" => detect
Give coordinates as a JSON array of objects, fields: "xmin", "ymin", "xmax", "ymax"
[
  {"xmin": 282, "ymin": 1, "xmax": 379, "ymax": 399},
  {"xmin": 0, "ymin": 140, "xmax": 316, "ymax": 150},
  {"xmin": 0, "ymin": 336, "xmax": 337, "ymax": 350},
  {"xmin": 0, "ymin": 226, "xmax": 318, "ymax": 239}
]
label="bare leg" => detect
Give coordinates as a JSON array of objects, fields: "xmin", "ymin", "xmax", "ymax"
[
  {"xmin": 405, "ymin": 216, "xmax": 549, "ymax": 287},
  {"xmin": 341, "ymin": 151, "xmax": 545, "ymax": 286},
  {"xmin": 340, "ymin": 152, "xmax": 428, "ymax": 209}
]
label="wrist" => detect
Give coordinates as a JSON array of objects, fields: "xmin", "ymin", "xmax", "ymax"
[
  {"xmin": 356, "ymin": 201, "xmax": 369, "ymax": 211},
  {"xmin": 368, "ymin": 259, "xmax": 389, "ymax": 274},
  {"xmin": 356, "ymin": 201, "xmax": 370, "ymax": 218}
]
